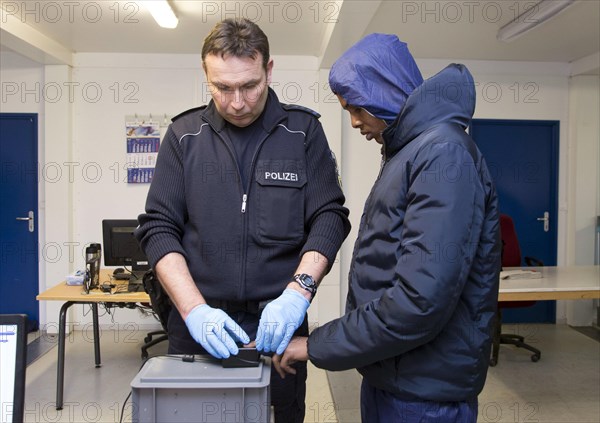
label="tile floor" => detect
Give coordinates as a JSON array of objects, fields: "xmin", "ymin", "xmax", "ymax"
[
  {"xmin": 22, "ymin": 323, "xmax": 599, "ymax": 422},
  {"xmin": 327, "ymin": 324, "xmax": 600, "ymax": 423}
]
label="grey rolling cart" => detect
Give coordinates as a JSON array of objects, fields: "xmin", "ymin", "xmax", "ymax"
[{"xmin": 131, "ymin": 355, "xmax": 271, "ymax": 422}]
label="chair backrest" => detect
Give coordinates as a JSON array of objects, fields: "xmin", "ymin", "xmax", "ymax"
[
  {"xmin": 142, "ymin": 270, "xmax": 171, "ymax": 332},
  {"xmin": 499, "ymin": 214, "xmax": 539, "ymax": 308},
  {"xmin": 499, "ymin": 214, "xmax": 522, "ymax": 267}
]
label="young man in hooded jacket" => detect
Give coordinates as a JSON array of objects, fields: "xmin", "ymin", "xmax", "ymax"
[{"xmin": 273, "ymin": 34, "xmax": 501, "ymax": 422}]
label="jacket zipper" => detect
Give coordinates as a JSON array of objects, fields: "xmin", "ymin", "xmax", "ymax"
[
  {"xmin": 213, "ymin": 123, "xmax": 278, "ymax": 300},
  {"xmin": 213, "ymin": 131, "xmax": 245, "ymax": 210},
  {"xmin": 377, "ymin": 140, "xmax": 388, "ymax": 180},
  {"xmin": 236, "ymin": 132, "xmax": 272, "ymax": 299},
  {"xmin": 207, "ymin": 99, "xmax": 288, "ymax": 298},
  {"xmin": 241, "ymin": 194, "xmax": 248, "ymax": 213},
  {"xmin": 377, "ymin": 157, "xmax": 386, "ymax": 179},
  {"xmin": 211, "ymin": 130, "xmax": 248, "ymax": 301}
]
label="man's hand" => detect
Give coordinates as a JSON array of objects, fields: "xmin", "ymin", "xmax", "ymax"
[
  {"xmin": 184, "ymin": 304, "xmax": 250, "ymax": 359},
  {"xmin": 256, "ymin": 289, "xmax": 310, "ymax": 355},
  {"xmin": 273, "ymin": 337, "xmax": 309, "ymax": 379}
]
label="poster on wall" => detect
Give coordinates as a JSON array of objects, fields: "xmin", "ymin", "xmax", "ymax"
[{"xmin": 125, "ymin": 117, "xmax": 161, "ymax": 183}]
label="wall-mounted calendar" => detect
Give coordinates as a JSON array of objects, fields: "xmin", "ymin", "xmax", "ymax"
[{"xmin": 125, "ymin": 118, "xmax": 161, "ymax": 184}]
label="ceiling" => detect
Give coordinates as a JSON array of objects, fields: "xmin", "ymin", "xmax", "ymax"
[{"xmin": 1, "ymin": 0, "xmax": 599, "ymax": 74}]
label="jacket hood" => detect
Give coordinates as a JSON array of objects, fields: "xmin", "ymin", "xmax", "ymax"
[
  {"xmin": 329, "ymin": 34, "xmax": 423, "ymax": 123},
  {"xmin": 383, "ymin": 64, "xmax": 476, "ymax": 156}
]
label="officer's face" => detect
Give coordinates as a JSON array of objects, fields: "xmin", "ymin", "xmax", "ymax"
[
  {"xmin": 204, "ymin": 53, "xmax": 273, "ymax": 128},
  {"xmin": 336, "ymin": 95, "xmax": 387, "ymax": 145}
]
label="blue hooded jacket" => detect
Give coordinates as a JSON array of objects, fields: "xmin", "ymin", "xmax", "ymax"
[
  {"xmin": 310, "ymin": 58, "xmax": 501, "ymax": 401},
  {"xmin": 329, "ymin": 34, "xmax": 424, "ymax": 123}
]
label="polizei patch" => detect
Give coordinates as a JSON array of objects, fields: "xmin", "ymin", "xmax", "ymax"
[{"xmin": 264, "ymin": 171, "xmax": 299, "ymax": 182}]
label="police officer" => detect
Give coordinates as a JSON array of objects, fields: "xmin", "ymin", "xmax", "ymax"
[{"xmin": 135, "ymin": 18, "xmax": 350, "ymax": 422}]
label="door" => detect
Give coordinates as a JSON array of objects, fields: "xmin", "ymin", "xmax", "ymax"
[
  {"xmin": 470, "ymin": 119, "xmax": 559, "ymax": 323},
  {"xmin": 0, "ymin": 113, "xmax": 39, "ymax": 330}
]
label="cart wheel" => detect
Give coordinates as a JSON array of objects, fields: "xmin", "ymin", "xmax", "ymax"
[
  {"xmin": 489, "ymin": 358, "xmax": 497, "ymax": 367},
  {"xmin": 531, "ymin": 354, "xmax": 540, "ymax": 362}
]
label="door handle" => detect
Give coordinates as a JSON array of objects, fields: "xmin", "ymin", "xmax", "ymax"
[
  {"xmin": 536, "ymin": 211, "xmax": 549, "ymax": 232},
  {"xmin": 16, "ymin": 211, "xmax": 34, "ymax": 232}
]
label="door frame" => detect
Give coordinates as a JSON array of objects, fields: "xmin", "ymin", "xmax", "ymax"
[{"xmin": 0, "ymin": 112, "xmax": 40, "ymax": 330}]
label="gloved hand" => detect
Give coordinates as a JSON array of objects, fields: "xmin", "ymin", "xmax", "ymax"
[
  {"xmin": 184, "ymin": 304, "xmax": 250, "ymax": 359},
  {"xmin": 256, "ymin": 288, "xmax": 310, "ymax": 355}
]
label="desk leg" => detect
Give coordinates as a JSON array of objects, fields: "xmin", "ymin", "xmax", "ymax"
[
  {"xmin": 92, "ymin": 303, "xmax": 101, "ymax": 367},
  {"xmin": 56, "ymin": 301, "xmax": 75, "ymax": 410}
]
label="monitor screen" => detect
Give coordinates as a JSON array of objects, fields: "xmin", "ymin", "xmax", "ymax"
[
  {"xmin": 101, "ymin": 219, "xmax": 150, "ymax": 272},
  {"xmin": 0, "ymin": 314, "xmax": 27, "ymax": 423}
]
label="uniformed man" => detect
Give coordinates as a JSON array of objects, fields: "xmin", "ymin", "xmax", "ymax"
[{"xmin": 135, "ymin": 18, "xmax": 350, "ymax": 422}]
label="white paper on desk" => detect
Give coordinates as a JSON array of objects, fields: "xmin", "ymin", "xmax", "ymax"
[
  {"xmin": 66, "ymin": 270, "xmax": 85, "ymax": 285},
  {"xmin": 500, "ymin": 269, "xmax": 542, "ymax": 280}
]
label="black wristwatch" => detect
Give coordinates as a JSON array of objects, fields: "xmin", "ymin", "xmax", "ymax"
[{"xmin": 293, "ymin": 273, "xmax": 317, "ymax": 300}]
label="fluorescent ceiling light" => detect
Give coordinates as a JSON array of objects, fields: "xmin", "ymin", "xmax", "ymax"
[
  {"xmin": 143, "ymin": 1, "xmax": 178, "ymax": 29},
  {"xmin": 497, "ymin": 0, "xmax": 576, "ymax": 42}
]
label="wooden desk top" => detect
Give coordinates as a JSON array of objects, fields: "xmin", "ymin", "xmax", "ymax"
[
  {"xmin": 498, "ymin": 265, "xmax": 600, "ymax": 301},
  {"xmin": 37, "ymin": 269, "xmax": 150, "ymax": 303},
  {"xmin": 37, "ymin": 266, "xmax": 598, "ymax": 303}
]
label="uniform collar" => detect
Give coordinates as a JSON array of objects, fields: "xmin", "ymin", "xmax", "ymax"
[{"xmin": 202, "ymin": 88, "xmax": 287, "ymax": 133}]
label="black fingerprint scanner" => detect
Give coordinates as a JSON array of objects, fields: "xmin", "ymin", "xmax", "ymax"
[{"xmin": 222, "ymin": 348, "xmax": 260, "ymax": 368}]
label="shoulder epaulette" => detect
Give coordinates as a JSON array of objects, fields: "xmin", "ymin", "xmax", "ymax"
[
  {"xmin": 281, "ymin": 103, "xmax": 321, "ymax": 119},
  {"xmin": 171, "ymin": 105, "xmax": 207, "ymax": 122}
]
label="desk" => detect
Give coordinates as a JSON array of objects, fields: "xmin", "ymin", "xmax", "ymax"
[
  {"xmin": 498, "ymin": 266, "xmax": 600, "ymax": 301},
  {"xmin": 37, "ymin": 269, "xmax": 149, "ymax": 410},
  {"xmin": 38, "ymin": 266, "xmax": 598, "ymax": 409}
]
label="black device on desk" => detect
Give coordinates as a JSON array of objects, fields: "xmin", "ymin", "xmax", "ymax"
[
  {"xmin": 111, "ymin": 271, "xmax": 145, "ymax": 292},
  {"xmin": 102, "ymin": 219, "xmax": 150, "ymax": 293},
  {"xmin": 110, "ymin": 268, "xmax": 145, "ymax": 292},
  {"xmin": 112, "ymin": 268, "xmax": 129, "ymax": 280}
]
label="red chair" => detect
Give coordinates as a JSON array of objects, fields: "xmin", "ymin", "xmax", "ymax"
[{"xmin": 490, "ymin": 214, "xmax": 542, "ymax": 366}]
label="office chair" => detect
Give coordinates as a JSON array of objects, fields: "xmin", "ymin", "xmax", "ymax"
[
  {"xmin": 490, "ymin": 214, "xmax": 543, "ymax": 366},
  {"xmin": 140, "ymin": 271, "xmax": 170, "ymax": 359}
]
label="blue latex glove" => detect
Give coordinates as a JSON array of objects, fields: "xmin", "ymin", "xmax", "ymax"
[
  {"xmin": 256, "ymin": 288, "xmax": 310, "ymax": 355},
  {"xmin": 184, "ymin": 304, "xmax": 250, "ymax": 359}
]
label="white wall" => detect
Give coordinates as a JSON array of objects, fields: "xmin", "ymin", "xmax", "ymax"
[
  {"xmin": 2, "ymin": 51, "xmax": 598, "ymax": 330},
  {"xmin": 568, "ymin": 75, "xmax": 600, "ymax": 265},
  {"xmin": 566, "ymin": 75, "xmax": 600, "ymax": 325}
]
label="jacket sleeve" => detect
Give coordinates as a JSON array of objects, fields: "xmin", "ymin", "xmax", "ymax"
[
  {"xmin": 308, "ymin": 140, "xmax": 486, "ymax": 370},
  {"xmin": 299, "ymin": 118, "xmax": 351, "ymax": 266},
  {"xmin": 135, "ymin": 127, "xmax": 188, "ymax": 267}
]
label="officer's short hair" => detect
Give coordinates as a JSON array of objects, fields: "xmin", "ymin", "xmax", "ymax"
[{"xmin": 202, "ymin": 18, "xmax": 270, "ymax": 71}]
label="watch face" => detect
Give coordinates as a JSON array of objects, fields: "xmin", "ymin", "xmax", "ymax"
[
  {"xmin": 293, "ymin": 274, "xmax": 317, "ymax": 302},
  {"xmin": 300, "ymin": 274, "xmax": 315, "ymax": 287},
  {"xmin": 295, "ymin": 274, "xmax": 316, "ymax": 293}
]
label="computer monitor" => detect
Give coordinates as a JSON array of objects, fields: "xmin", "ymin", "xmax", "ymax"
[
  {"xmin": 101, "ymin": 219, "xmax": 150, "ymax": 282},
  {"xmin": 0, "ymin": 314, "xmax": 27, "ymax": 423}
]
